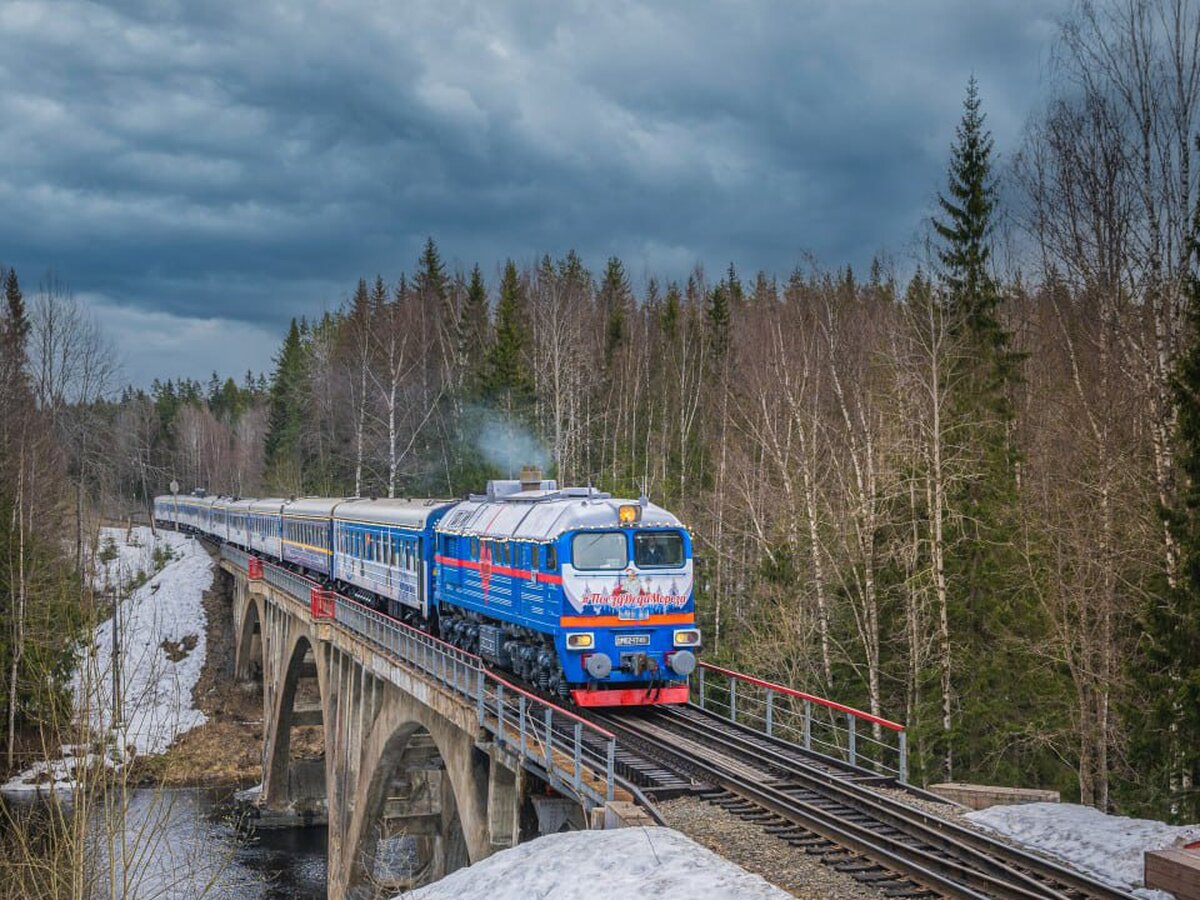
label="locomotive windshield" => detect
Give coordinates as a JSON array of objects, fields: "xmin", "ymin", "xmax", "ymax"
[
  {"xmin": 572, "ymin": 532, "xmax": 627, "ymax": 569},
  {"xmin": 634, "ymin": 531, "xmax": 684, "ymax": 568}
]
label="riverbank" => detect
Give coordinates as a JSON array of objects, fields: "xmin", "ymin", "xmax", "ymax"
[
  {"xmin": 133, "ymin": 562, "xmax": 263, "ymax": 788},
  {"xmin": 2, "ymin": 528, "xmax": 272, "ymax": 796},
  {"xmin": 136, "ymin": 537, "xmax": 326, "ymax": 788}
]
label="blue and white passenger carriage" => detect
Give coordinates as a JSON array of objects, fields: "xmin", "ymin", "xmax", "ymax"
[
  {"xmin": 280, "ymin": 497, "xmax": 343, "ymax": 576},
  {"xmin": 248, "ymin": 498, "xmax": 286, "ymax": 559},
  {"xmin": 332, "ymin": 498, "xmax": 449, "ymax": 620}
]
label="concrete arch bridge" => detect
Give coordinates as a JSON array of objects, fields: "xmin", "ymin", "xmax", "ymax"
[{"xmin": 219, "ymin": 545, "xmax": 632, "ymax": 899}]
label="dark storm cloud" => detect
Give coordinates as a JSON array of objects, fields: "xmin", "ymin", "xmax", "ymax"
[{"xmin": 0, "ymin": 0, "xmax": 1066, "ymax": 385}]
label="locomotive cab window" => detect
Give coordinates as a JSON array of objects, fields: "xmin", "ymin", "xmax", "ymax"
[
  {"xmin": 634, "ymin": 531, "xmax": 685, "ymax": 568},
  {"xmin": 572, "ymin": 532, "xmax": 627, "ymax": 570}
]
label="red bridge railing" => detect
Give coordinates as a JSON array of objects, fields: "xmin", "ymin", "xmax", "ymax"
[{"xmin": 694, "ymin": 661, "xmax": 908, "ymax": 784}]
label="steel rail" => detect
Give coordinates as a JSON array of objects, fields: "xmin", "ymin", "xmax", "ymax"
[
  {"xmin": 595, "ymin": 712, "xmax": 1008, "ymax": 899},
  {"xmin": 595, "ymin": 710, "xmax": 1133, "ymax": 900},
  {"xmin": 652, "ymin": 706, "xmax": 1133, "ymax": 900}
]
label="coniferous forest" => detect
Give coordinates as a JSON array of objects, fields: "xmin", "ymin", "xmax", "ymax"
[{"xmin": 3, "ymin": 0, "xmax": 1200, "ymax": 823}]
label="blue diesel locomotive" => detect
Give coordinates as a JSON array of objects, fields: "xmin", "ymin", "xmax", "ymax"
[{"xmin": 154, "ymin": 475, "xmax": 700, "ymax": 707}]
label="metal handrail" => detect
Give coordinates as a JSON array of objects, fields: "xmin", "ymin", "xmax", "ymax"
[
  {"xmin": 480, "ymin": 672, "xmax": 617, "ymax": 804},
  {"xmin": 220, "ymin": 546, "xmax": 618, "ymax": 805},
  {"xmin": 695, "ymin": 662, "xmax": 908, "ymax": 783}
]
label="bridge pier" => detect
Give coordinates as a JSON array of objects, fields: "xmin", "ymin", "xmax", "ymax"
[{"xmin": 219, "ymin": 559, "xmax": 594, "ymax": 899}]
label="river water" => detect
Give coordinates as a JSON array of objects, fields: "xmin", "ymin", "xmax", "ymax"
[{"xmin": 4, "ymin": 787, "xmax": 328, "ymax": 899}]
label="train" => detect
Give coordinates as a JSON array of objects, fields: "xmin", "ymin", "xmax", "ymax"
[{"xmin": 153, "ymin": 472, "xmax": 700, "ymax": 707}]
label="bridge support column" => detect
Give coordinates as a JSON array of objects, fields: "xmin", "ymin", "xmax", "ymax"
[
  {"xmin": 486, "ymin": 746, "xmax": 522, "ymax": 851},
  {"xmin": 261, "ymin": 617, "xmax": 328, "ymax": 823}
]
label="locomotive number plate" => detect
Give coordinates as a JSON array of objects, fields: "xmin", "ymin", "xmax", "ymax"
[{"xmin": 614, "ymin": 634, "xmax": 650, "ymax": 647}]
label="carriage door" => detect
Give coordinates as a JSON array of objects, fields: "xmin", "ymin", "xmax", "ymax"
[{"xmin": 441, "ymin": 534, "xmax": 461, "ymax": 586}]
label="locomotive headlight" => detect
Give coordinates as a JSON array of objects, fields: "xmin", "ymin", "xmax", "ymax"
[
  {"xmin": 673, "ymin": 628, "xmax": 701, "ymax": 647},
  {"xmin": 566, "ymin": 632, "xmax": 595, "ymax": 650},
  {"xmin": 618, "ymin": 504, "xmax": 641, "ymax": 524}
]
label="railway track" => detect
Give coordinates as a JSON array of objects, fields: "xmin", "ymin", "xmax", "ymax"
[{"xmin": 588, "ymin": 704, "xmax": 1134, "ymax": 900}]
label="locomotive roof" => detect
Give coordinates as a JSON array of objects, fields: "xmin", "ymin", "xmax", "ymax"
[
  {"xmin": 435, "ymin": 493, "xmax": 684, "ymax": 542},
  {"xmin": 334, "ymin": 498, "xmax": 454, "ymax": 530}
]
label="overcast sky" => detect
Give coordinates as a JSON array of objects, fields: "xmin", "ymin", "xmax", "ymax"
[{"xmin": 0, "ymin": 0, "xmax": 1068, "ymax": 388}]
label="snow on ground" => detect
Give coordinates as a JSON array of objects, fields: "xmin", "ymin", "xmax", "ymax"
[
  {"xmin": 397, "ymin": 827, "xmax": 792, "ymax": 900},
  {"xmin": 2, "ymin": 527, "xmax": 214, "ymax": 796},
  {"xmin": 966, "ymin": 802, "xmax": 1200, "ymax": 899}
]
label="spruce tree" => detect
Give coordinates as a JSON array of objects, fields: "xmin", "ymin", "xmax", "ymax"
[
  {"xmin": 351, "ymin": 277, "xmax": 370, "ymax": 320},
  {"xmin": 934, "ymin": 77, "xmax": 998, "ymax": 324},
  {"xmin": 485, "ymin": 261, "xmax": 530, "ymax": 402},
  {"xmin": 661, "ymin": 282, "xmax": 682, "ymax": 342},
  {"xmin": 4, "ymin": 268, "xmax": 28, "ymax": 345},
  {"xmin": 931, "ymin": 77, "xmax": 1031, "ymax": 782},
  {"xmin": 598, "ymin": 257, "xmax": 631, "ymax": 359},
  {"xmin": 264, "ymin": 319, "xmax": 307, "ymax": 492},
  {"xmin": 415, "ymin": 236, "xmax": 448, "ymax": 303},
  {"xmin": 371, "ymin": 274, "xmax": 388, "ymax": 311},
  {"xmin": 459, "ymin": 264, "xmax": 491, "ymax": 393},
  {"xmin": 706, "ymin": 282, "xmax": 731, "ymax": 361}
]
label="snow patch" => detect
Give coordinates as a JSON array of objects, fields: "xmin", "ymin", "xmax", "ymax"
[
  {"xmin": 965, "ymin": 802, "xmax": 1200, "ymax": 899},
  {"xmin": 397, "ymin": 827, "xmax": 792, "ymax": 900},
  {"xmin": 0, "ymin": 746, "xmax": 116, "ymax": 797},
  {"xmin": 3, "ymin": 527, "xmax": 214, "ymax": 797}
]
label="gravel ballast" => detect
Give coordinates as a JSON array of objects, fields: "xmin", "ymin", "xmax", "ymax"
[{"xmin": 658, "ymin": 795, "xmax": 890, "ymax": 900}]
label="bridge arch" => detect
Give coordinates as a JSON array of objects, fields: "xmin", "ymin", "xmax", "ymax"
[
  {"xmin": 234, "ymin": 592, "xmax": 264, "ymax": 683},
  {"xmin": 350, "ymin": 722, "xmax": 470, "ymax": 893},
  {"xmin": 264, "ymin": 629, "xmax": 328, "ymax": 814},
  {"xmin": 334, "ymin": 687, "xmax": 491, "ymax": 898}
]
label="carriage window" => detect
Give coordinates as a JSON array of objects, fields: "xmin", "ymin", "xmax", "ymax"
[
  {"xmin": 545, "ymin": 545, "xmax": 557, "ymax": 571},
  {"xmin": 531, "ymin": 545, "xmax": 539, "ymax": 570},
  {"xmin": 572, "ymin": 532, "xmax": 627, "ymax": 570},
  {"xmin": 634, "ymin": 531, "xmax": 684, "ymax": 568}
]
